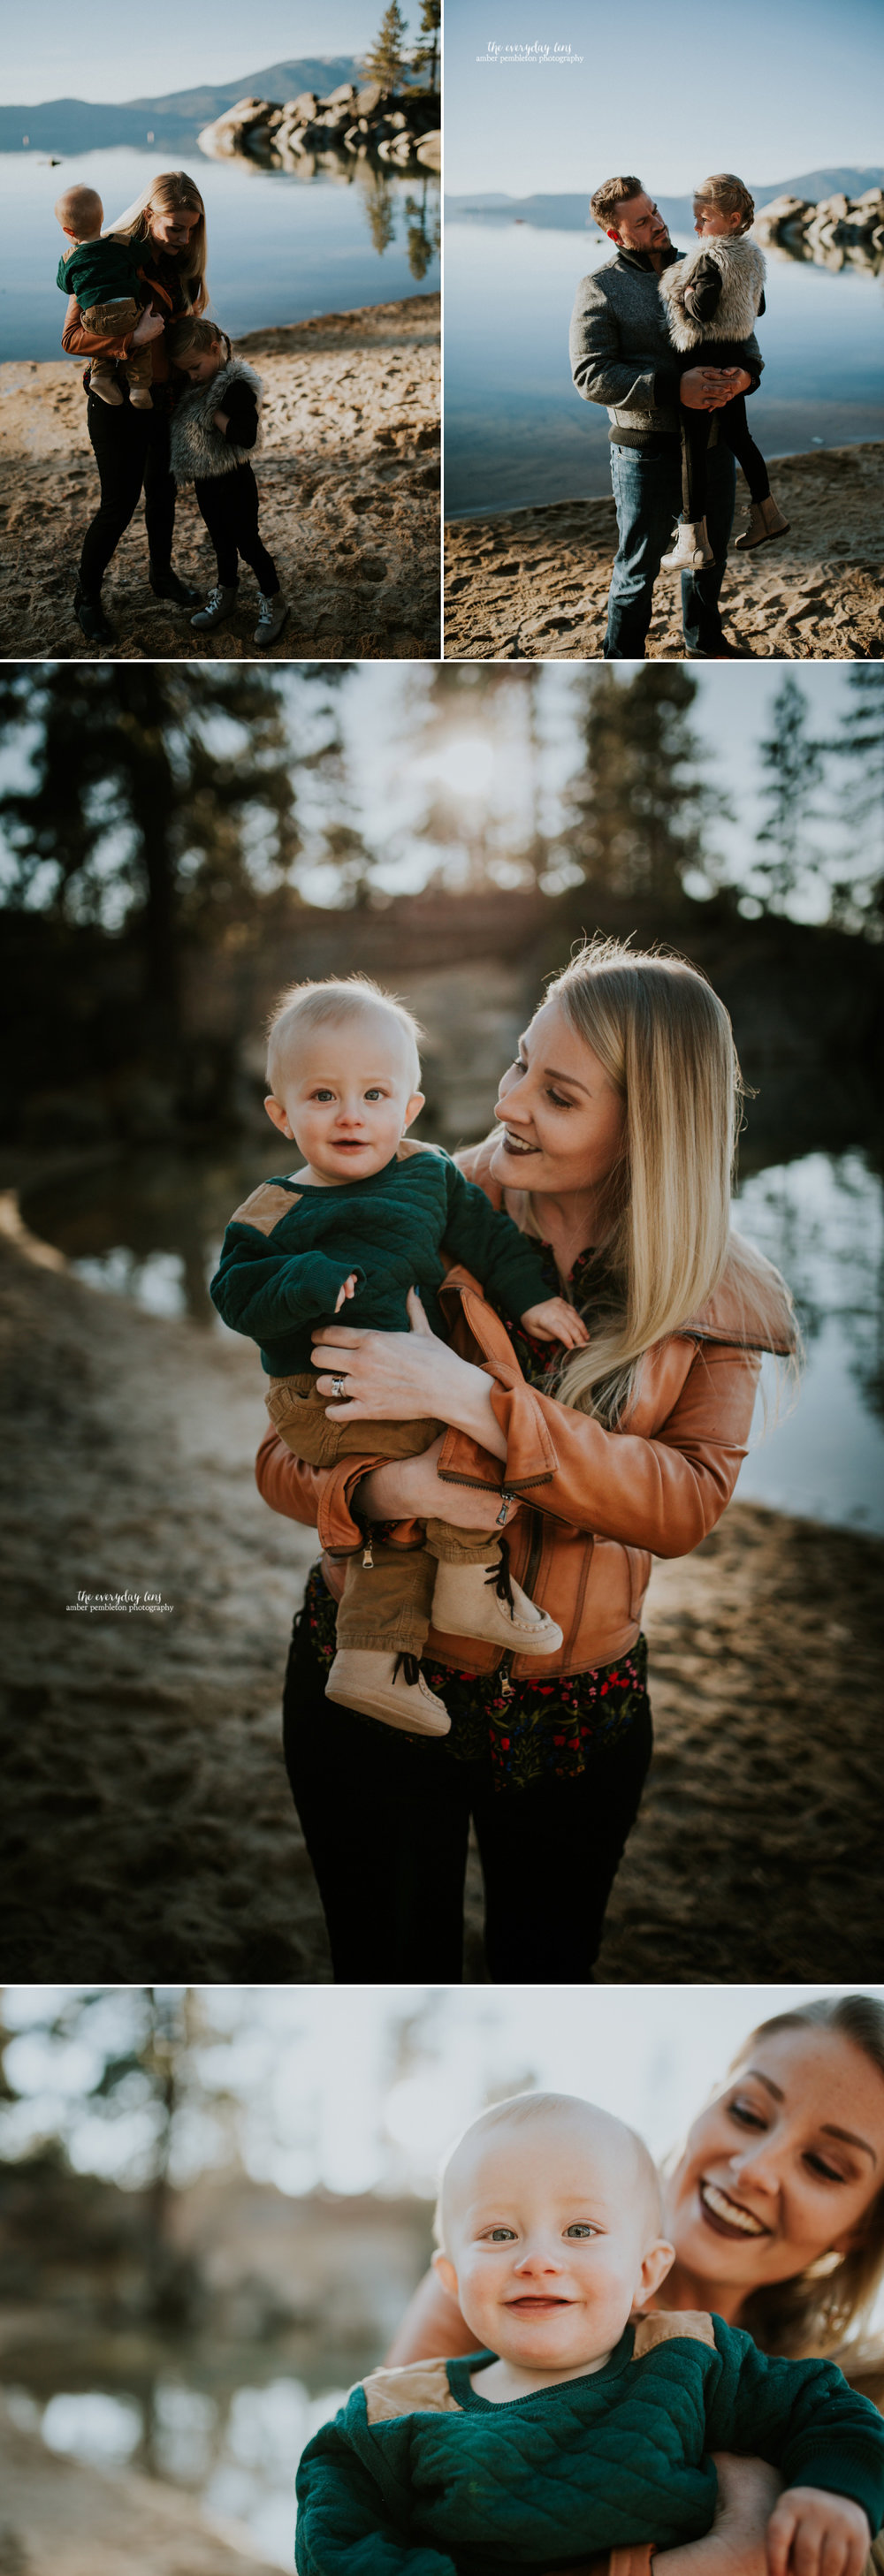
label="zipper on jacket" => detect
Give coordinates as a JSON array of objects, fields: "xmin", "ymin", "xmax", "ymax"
[{"xmin": 497, "ymin": 1506, "xmax": 545, "ymax": 1696}]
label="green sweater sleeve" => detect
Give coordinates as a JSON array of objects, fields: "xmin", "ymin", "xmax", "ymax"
[
  {"xmin": 705, "ymin": 2321, "xmax": 884, "ymax": 2534},
  {"xmin": 295, "ymin": 2408, "xmax": 456, "ymax": 2576},
  {"xmin": 210, "ymin": 1231, "xmax": 365, "ymax": 1344},
  {"xmin": 441, "ymin": 1159, "xmax": 551, "ymax": 1317}
]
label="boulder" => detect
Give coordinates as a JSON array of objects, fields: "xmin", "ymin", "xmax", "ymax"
[
  {"xmin": 325, "ymin": 82, "xmax": 358, "ymax": 106},
  {"xmin": 415, "ymin": 132, "xmax": 441, "ymax": 172}
]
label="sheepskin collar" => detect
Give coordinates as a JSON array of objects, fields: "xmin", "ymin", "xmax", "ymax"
[
  {"xmin": 659, "ymin": 234, "xmax": 766, "ymax": 352},
  {"xmin": 169, "ymin": 356, "xmax": 263, "ymax": 483}
]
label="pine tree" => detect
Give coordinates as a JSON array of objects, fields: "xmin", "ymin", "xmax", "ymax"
[
  {"xmin": 755, "ymin": 674, "xmax": 824, "ymax": 913},
  {"xmin": 826, "ymin": 666, "xmax": 884, "ymax": 931},
  {"xmin": 362, "ymin": 2, "xmax": 410, "ymax": 92},
  {"xmin": 413, "ymin": 0, "xmax": 440, "ymax": 91},
  {"xmin": 0, "ymin": 666, "xmax": 301, "ymax": 1044},
  {"xmin": 564, "ymin": 667, "xmax": 726, "ymax": 906}
]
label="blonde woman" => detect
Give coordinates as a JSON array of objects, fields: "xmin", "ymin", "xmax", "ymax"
[
  {"xmin": 257, "ymin": 939, "xmax": 796, "ymax": 1983},
  {"xmin": 60, "ymin": 171, "xmax": 208, "ymax": 644},
  {"xmin": 384, "ymin": 1994, "xmax": 884, "ymax": 2574}
]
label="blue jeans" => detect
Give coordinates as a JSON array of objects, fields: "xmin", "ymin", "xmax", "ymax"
[{"xmin": 605, "ymin": 432, "xmax": 736, "ymax": 658}]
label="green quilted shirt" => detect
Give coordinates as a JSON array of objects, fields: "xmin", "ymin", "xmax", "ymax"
[
  {"xmin": 294, "ymin": 2311, "xmax": 884, "ymax": 2576},
  {"xmin": 210, "ymin": 1145, "xmax": 553, "ymax": 1377}
]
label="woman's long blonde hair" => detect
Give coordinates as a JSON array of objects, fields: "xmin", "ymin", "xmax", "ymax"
[
  {"xmin": 514, "ymin": 938, "xmax": 793, "ymax": 1426},
  {"xmin": 107, "ymin": 171, "xmax": 208, "ymax": 312},
  {"xmin": 730, "ymin": 1996, "xmax": 884, "ymax": 2396}
]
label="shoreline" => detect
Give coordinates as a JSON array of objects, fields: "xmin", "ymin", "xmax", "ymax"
[
  {"xmin": 0, "ymin": 2396, "xmax": 286, "ymax": 2576},
  {"xmin": 443, "ymin": 437, "xmax": 883, "ymax": 658},
  {"xmin": 0, "ymin": 293, "xmax": 440, "ymax": 661},
  {"xmin": 1, "ymin": 1213, "xmax": 881, "ymax": 1985}
]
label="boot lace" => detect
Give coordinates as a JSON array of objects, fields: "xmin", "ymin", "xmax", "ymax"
[
  {"xmin": 392, "ymin": 1652, "xmax": 422, "ymax": 1686},
  {"xmin": 484, "ymin": 1533, "xmax": 515, "ymax": 1612}
]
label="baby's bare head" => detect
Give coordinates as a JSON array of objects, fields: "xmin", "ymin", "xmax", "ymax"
[
  {"xmin": 265, "ymin": 976, "xmax": 423, "ymax": 1099},
  {"xmin": 436, "ymin": 2092, "xmax": 663, "ymax": 2260},
  {"xmin": 55, "ymin": 185, "xmax": 104, "ymax": 239}
]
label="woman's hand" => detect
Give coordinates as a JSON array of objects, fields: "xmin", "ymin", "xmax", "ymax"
[
  {"xmin": 356, "ymin": 1435, "xmax": 516, "ymax": 1532},
  {"xmin": 132, "ymin": 308, "xmax": 165, "ymax": 347},
  {"xmin": 310, "ymin": 1287, "xmax": 507, "ymax": 1456},
  {"xmin": 655, "ymin": 2456, "xmax": 783, "ymax": 2576}
]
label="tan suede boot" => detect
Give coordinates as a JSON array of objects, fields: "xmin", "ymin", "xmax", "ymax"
[
  {"xmin": 325, "ymin": 1647, "xmax": 451, "ymax": 1736},
  {"xmin": 660, "ymin": 517, "xmax": 714, "ymax": 572},
  {"xmin": 431, "ymin": 1547, "xmax": 563, "ymax": 1656},
  {"xmin": 734, "ymin": 494, "xmax": 790, "ymax": 550}
]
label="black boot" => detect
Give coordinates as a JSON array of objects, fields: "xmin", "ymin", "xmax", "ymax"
[
  {"xmin": 73, "ymin": 585, "xmax": 114, "ymax": 644},
  {"xmin": 149, "ymin": 561, "xmax": 201, "ymax": 607}
]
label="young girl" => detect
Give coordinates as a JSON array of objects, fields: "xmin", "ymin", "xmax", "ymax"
[
  {"xmin": 166, "ymin": 315, "xmax": 288, "ymax": 647},
  {"xmin": 657, "ymin": 172, "xmax": 789, "ymax": 572}
]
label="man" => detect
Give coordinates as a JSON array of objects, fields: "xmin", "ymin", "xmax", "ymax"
[{"xmin": 569, "ymin": 178, "xmax": 762, "ymax": 657}]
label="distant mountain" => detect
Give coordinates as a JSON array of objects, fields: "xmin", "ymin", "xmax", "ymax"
[
  {"xmin": 446, "ymin": 171, "xmax": 884, "ymax": 232},
  {"xmin": 1, "ymin": 59, "xmax": 360, "ymax": 155}
]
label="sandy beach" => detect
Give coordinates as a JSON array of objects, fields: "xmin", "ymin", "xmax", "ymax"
[
  {"xmin": 1, "ymin": 1208, "xmax": 881, "ymax": 1986},
  {"xmin": 443, "ymin": 440, "xmax": 883, "ymax": 659},
  {"xmin": 0, "ymin": 293, "xmax": 439, "ymax": 660},
  {"xmin": 0, "ymin": 2396, "xmax": 286, "ymax": 2576}
]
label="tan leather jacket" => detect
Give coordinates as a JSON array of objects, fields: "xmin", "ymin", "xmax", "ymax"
[{"xmin": 255, "ymin": 1138, "xmax": 795, "ymax": 1677}]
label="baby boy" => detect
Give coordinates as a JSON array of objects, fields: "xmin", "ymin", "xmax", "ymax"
[
  {"xmin": 55, "ymin": 186, "xmax": 152, "ymax": 407},
  {"xmin": 295, "ymin": 2091, "xmax": 884, "ymax": 2576},
  {"xmin": 210, "ymin": 977, "xmax": 588, "ymax": 1738}
]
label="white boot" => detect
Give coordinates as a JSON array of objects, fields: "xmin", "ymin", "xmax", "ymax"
[
  {"xmin": 190, "ymin": 583, "xmax": 238, "ymax": 632},
  {"xmin": 734, "ymin": 494, "xmax": 790, "ymax": 551},
  {"xmin": 254, "ymin": 593, "xmax": 289, "ymax": 648},
  {"xmin": 661, "ymin": 517, "xmax": 714, "ymax": 572},
  {"xmin": 325, "ymin": 1647, "xmax": 451, "ymax": 1736},
  {"xmin": 431, "ymin": 1549, "xmax": 563, "ymax": 1656}
]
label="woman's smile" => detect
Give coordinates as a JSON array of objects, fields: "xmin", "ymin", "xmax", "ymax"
[{"xmin": 698, "ymin": 2180, "xmax": 769, "ymax": 2239}]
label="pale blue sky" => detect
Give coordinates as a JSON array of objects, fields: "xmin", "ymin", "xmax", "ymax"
[
  {"xmin": 2, "ymin": 4, "xmax": 383, "ymax": 105},
  {"xmin": 446, "ymin": 0, "xmax": 884, "ymax": 196}
]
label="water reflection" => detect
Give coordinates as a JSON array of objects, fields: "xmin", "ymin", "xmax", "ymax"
[{"xmin": 9, "ymin": 2367, "xmax": 348, "ymax": 2567}]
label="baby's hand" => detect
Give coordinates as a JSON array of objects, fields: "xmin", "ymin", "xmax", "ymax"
[
  {"xmin": 766, "ymin": 2488, "xmax": 869, "ymax": 2576},
  {"xmin": 334, "ymin": 1272, "xmax": 359, "ymax": 1314},
  {"xmin": 520, "ymin": 1296, "xmax": 589, "ymax": 1349}
]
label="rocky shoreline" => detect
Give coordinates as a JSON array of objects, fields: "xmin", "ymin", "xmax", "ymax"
[
  {"xmin": 0, "ymin": 2397, "xmax": 286, "ymax": 2576},
  {"xmin": 199, "ymin": 79, "xmax": 440, "ymax": 176},
  {"xmin": 754, "ymin": 184, "xmax": 883, "ymax": 271},
  {"xmin": 0, "ymin": 295, "xmax": 439, "ymax": 661},
  {"xmin": 444, "ymin": 441, "xmax": 883, "ymax": 659},
  {"xmin": 1, "ymin": 1211, "xmax": 881, "ymax": 1985}
]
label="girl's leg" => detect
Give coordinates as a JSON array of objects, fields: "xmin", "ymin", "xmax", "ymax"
[
  {"xmin": 80, "ymin": 394, "xmax": 153, "ymax": 592},
  {"xmin": 717, "ymin": 395, "xmax": 770, "ymax": 502},
  {"xmin": 193, "ymin": 475, "xmax": 240, "ymax": 586},
  {"xmin": 471, "ymin": 1698, "xmax": 653, "ymax": 1981},
  {"xmin": 227, "ymin": 464, "xmax": 280, "ymax": 593},
  {"xmin": 282, "ymin": 1597, "xmax": 472, "ymax": 1979},
  {"xmin": 680, "ymin": 409, "xmax": 711, "ymax": 521}
]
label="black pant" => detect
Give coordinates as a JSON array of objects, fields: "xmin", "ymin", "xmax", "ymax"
[
  {"xmin": 679, "ymin": 338, "xmax": 770, "ymax": 519},
  {"xmin": 281, "ymin": 1600, "xmax": 653, "ymax": 1982},
  {"xmin": 194, "ymin": 464, "xmax": 279, "ymax": 592},
  {"xmin": 80, "ymin": 389, "xmax": 176, "ymax": 594}
]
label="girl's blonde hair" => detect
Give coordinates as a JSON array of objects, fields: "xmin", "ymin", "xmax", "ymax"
[
  {"xmin": 729, "ymin": 1995, "xmax": 884, "ymax": 2395},
  {"xmin": 108, "ymin": 171, "xmax": 209, "ymax": 311},
  {"xmin": 693, "ymin": 171, "xmax": 756, "ymax": 235},
  {"xmin": 509, "ymin": 938, "xmax": 794, "ymax": 1426},
  {"xmin": 167, "ymin": 314, "xmax": 231, "ymax": 368}
]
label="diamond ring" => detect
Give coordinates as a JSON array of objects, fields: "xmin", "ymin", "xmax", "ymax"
[{"xmin": 331, "ymin": 1373, "xmax": 347, "ymax": 1400}]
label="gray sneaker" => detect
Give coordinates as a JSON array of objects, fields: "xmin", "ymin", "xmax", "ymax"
[
  {"xmin": 191, "ymin": 583, "xmax": 238, "ymax": 632},
  {"xmin": 253, "ymin": 593, "xmax": 289, "ymax": 649}
]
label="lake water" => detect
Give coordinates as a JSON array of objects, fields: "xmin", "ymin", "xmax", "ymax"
[
  {"xmin": 444, "ymin": 215, "xmax": 883, "ymax": 517},
  {"xmin": 0, "ymin": 146, "xmax": 439, "ymax": 362},
  {"xmin": 16, "ymin": 1140, "xmax": 884, "ymax": 1537}
]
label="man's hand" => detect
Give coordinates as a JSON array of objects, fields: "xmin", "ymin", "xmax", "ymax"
[
  {"xmin": 766, "ymin": 2487, "xmax": 870, "ymax": 2576},
  {"xmin": 521, "ymin": 1295, "xmax": 589, "ymax": 1349},
  {"xmin": 680, "ymin": 366, "xmax": 740, "ymax": 411}
]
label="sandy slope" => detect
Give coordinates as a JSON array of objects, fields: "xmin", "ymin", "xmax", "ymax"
[
  {"xmin": 0, "ymin": 295, "xmax": 439, "ymax": 661},
  {"xmin": 0, "ymin": 2397, "xmax": 286, "ymax": 2576},
  {"xmin": 0, "ymin": 1216, "xmax": 881, "ymax": 1985},
  {"xmin": 443, "ymin": 442, "xmax": 884, "ymax": 659}
]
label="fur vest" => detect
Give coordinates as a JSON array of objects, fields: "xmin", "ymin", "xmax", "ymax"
[
  {"xmin": 658, "ymin": 235, "xmax": 766, "ymax": 353},
  {"xmin": 169, "ymin": 356, "xmax": 263, "ymax": 483}
]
